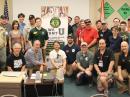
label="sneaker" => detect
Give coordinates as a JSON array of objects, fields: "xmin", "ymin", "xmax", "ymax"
[
  {"xmin": 88, "ymin": 83, "xmax": 92, "ymax": 88},
  {"xmin": 75, "ymin": 79, "xmax": 83, "ymax": 86},
  {"xmin": 104, "ymin": 90, "xmax": 109, "ymax": 97}
]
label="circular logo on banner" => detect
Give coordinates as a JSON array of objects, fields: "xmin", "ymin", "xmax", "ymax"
[{"xmin": 50, "ymin": 17, "xmax": 61, "ymax": 28}]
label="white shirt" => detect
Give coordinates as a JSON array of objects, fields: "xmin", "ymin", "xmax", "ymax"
[{"xmin": 49, "ymin": 49, "xmax": 66, "ymax": 67}]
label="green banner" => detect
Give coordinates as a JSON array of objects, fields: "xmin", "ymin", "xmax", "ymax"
[
  {"xmin": 98, "ymin": 2, "xmax": 115, "ymax": 19},
  {"xmin": 118, "ymin": 3, "xmax": 130, "ymax": 20}
]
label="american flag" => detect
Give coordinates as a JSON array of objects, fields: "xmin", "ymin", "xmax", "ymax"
[{"xmin": 4, "ymin": 0, "xmax": 9, "ymax": 20}]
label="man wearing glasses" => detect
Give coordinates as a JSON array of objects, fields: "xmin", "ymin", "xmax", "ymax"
[
  {"xmin": 74, "ymin": 42, "xmax": 94, "ymax": 86},
  {"xmin": 49, "ymin": 41, "xmax": 66, "ymax": 79},
  {"xmin": 7, "ymin": 43, "xmax": 26, "ymax": 71},
  {"xmin": 80, "ymin": 19, "xmax": 98, "ymax": 52}
]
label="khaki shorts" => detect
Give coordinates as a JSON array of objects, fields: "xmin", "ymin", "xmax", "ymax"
[
  {"xmin": 97, "ymin": 72, "xmax": 113, "ymax": 91},
  {"xmin": 66, "ymin": 64, "xmax": 73, "ymax": 76}
]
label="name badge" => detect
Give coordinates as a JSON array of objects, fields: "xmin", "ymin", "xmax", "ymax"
[
  {"xmin": 72, "ymin": 49, "xmax": 75, "ymax": 52},
  {"xmin": 98, "ymin": 60, "xmax": 103, "ymax": 67}
]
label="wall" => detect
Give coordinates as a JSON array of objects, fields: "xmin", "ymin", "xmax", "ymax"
[
  {"xmin": 89, "ymin": 0, "xmax": 130, "ymax": 27},
  {"xmin": 1, "ymin": 0, "xmax": 130, "ymax": 27},
  {"xmin": 12, "ymin": 0, "xmax": 89, "ymax": 23}
]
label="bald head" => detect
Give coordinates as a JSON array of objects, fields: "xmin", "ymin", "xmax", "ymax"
[
  {"xmin": 99, "ymin": 39, "xmax": 106, "ymax": 50},
  {"xmin": 121, "ymin": 41, "xmax": 129, "ymax": 53},
  {"xmin": 33, "ymin": 40, "xmax": 41, "ymax": 50}
]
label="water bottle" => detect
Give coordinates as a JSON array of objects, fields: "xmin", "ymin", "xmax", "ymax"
[{"xmin": 36, "ymin": 71, "xmax": 41, "ymax": 80}]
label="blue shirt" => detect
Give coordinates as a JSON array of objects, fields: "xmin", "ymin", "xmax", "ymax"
[
  {"xmin": 19, "ymin": 22, "xmax": 26, "ymax": 32},
  {"xmin": 63, "ymin": 43, "xmax": 80, "ymax": 64},
  {"xmin": 109, "ymin": 35, "xmax": 122, "ymax": 53}
]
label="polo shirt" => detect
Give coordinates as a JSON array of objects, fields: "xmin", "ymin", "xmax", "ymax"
[
  {"xmin": 118, "ymin": 52, "xmax": 130, "ymax": 73},
  {"xmin": 109, "ymin": 35, "xmax": 122, "ymax": 53},
  {"xmin": 94, "ymin": 48, "xmax": 115, "ymax": 72},
  {"xmin": 98, "ymin": 29, "xmax": 112, "ymax": 47},
  {"xmin": 76, "ymin": 50, "xmax": 94, "ymax": 68},
  {"xmin": 63, "ymin": 43, "xmax": 80, "ymax": 64},
  {"xmin": 119, "ymin": 32, "xmax": 129, "ymax": 43},
  {"xmin": 28, "ymin": 27, "xmax": 49, "ymax": 47},
  {"xmin": 81, "ymin": 27, "xmax": 99, "ymax": 45}
]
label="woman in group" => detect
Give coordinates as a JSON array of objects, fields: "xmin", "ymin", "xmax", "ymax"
[{"xmin": 9, "ymin": 20, "xmax": 24, "ymax": 53}]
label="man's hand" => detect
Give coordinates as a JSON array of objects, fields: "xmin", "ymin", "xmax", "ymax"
[
  {"xmin": 77, "ymin": 72, "xmax": 84, "ymax": 79},
  {"xmin": 42, "ymin": 46, "xmax": 47, "ymax": 50},
  {"xmin": 119, "ymin": 75, "xmax": 124, "ymax": 82},
  {"xmin": 100, "ymin": 72, "xmax": 108, "ymax": 77},
  {"xmin": 8, "ymin": 67, "xmax": 13, "ymax": 71},
  {"xmin": 40, "ymin": 65, "xmax": 43, "ymax": 72},
  {"xmin": 85, "ymin": 69, "xmax": 92, "ymax": 76}
]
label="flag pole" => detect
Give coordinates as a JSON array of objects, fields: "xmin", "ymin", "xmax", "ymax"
[
  {"xmin": 100, "ymin": 0, "xmax": 105, "ymax": 22},
  {"xmin": 4, "ymin": 0, "xmax": 9, "ymax": 20}
]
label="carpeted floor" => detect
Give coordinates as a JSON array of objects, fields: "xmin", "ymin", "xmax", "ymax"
[{"xmin": 64, "ymin": 78, "xmax": 130, "ymax": 97}]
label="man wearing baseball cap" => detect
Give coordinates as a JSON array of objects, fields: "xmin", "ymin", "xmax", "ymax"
[
  {"xmin": 63, "ymin": 34, "xmax": 80, "ymax": 77},
  {"xmin": 80, "ymin": 19, "xmax": 99, "ymax": 52},
  {"xmin": 0, "ymin": 15, "xmax": 12, "ymax": 32},
  {"xmin": 74, "ymin": 42, "xmax": 94, "ymax": 86}
]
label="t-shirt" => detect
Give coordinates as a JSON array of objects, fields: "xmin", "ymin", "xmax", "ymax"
[
  {"xmin": 98, "ymin": 29, "xmax": 112, "ymax": 47},
  {"xmin": 109, "ymin": 35, "xmax": 122, "ymax": 53},
  {"xmin": 29, "ymin": 27, "xmax": 49, "ymax": 47},
  {"xmin": 7, "ymin": 53, "xmax": 26, "ymax": 71},
  {"xmin": 76, "ymin": 50, "xmax": 94, "ymax": 68},
  {"xmin": 94, "ymin": 48, "xmax": 115, "ymax": 72},
  {"xmin": 19, "ymin": 22, "xmax": 26, "ymax": 32},
  {"xmin": 118, "ymin": 52, "xmax": 130, "ymax": 73},
  {"xmin": 49, "ymin": 49, "xmax": 66, "ymax": 68},
  {"xmin": 63, "ymin": 44, "xmax": 80, "ymax": 64},
  {"xmin": 80, "ymin": 27, "xmax": 99, "ymax": 45}
]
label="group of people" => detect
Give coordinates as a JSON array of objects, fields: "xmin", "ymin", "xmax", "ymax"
[{"xmin": 0, "ymin": 12, "xmax": 130, "ymax": 97}]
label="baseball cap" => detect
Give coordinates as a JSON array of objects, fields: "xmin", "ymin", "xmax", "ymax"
[
  {"xmin": 29, "ymin": 15, "xmax": 35, "ymax": 20},
  {"xmin": 102, "ymin": 21, "xmax": 107, "ymax": 25},
  {"xmin": 67, "ymin": 34, "xmax": 73, "ymax": 38},
  {"xmin": 0, "ymin": 15, "xmax": 7, "ymax": 19},
  {"xmin": 81, "ymin": 42, "xmax": 88, "ymax": 46}
]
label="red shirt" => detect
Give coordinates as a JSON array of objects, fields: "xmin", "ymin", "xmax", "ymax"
[
  {"xmin": 76, "ymin": 27, "xmax": 86, "ymax": 45},
  {"xmin": 76, "ymin": 27, "xmax": 86, "ymax": 38},
  {"xmin": 81, "ymin": 27, "xmax": 99, "ymax": 44}
]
